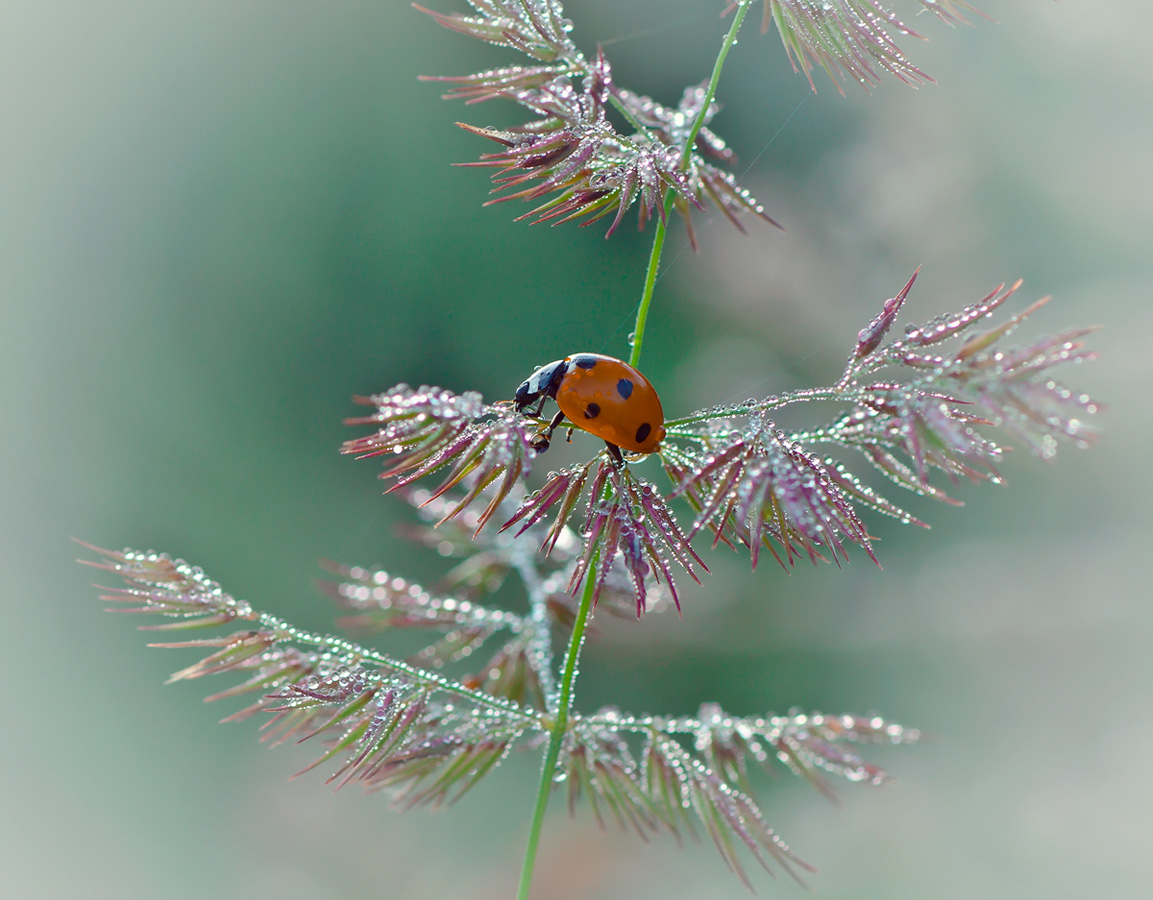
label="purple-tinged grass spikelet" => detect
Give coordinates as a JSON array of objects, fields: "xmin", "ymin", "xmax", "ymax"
[
  {"xmin": 83, "ymin": 541, "xmax": 925, "ymax": 880},
  {"xmin": 669, "ymin": 415, "xmax": 877, "ymax": 569},
  {"xmin": 342, "ymin": 384, "xmax": 536, "ymax": 532},
  {"xmin": 422, "ymin": 1, "xmax": 774, "ymax": 238},
  {"xmin": 565, "ymin": 461, "xmax": 706, "ymax": 616},
  {"xmin": 855, "ymin": 266, "xmax": 920, "ymax": 361},
  {"xmin": 745, "ymin": 0, "xmax": 932, "ymax": 94}
]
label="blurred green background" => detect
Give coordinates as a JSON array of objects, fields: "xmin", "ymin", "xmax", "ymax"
[{"xmin": 2, "ymin": 1, "xmax": 1148, "ymax": 898}]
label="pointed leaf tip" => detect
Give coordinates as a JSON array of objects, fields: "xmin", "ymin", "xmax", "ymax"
[{"xmin": 856, "ymin": 267, "xmax": 920, "ymax": 360}]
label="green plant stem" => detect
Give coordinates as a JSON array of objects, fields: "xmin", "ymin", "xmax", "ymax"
[
  {"xmin": 516, "ymin": 9, "xmax": 755, "ymax": 895},
  {"xmin": 662, "ymin": 388, "xmax": 849, "ymax": 428},
  {"xmin": 628, "ymin": 0, "xmax": 751, "ymax": 369},
  {"xmin": 607, "ymin": 92, "xmax": 656, "ymax": 140},
  {"xmin": 628, "ymin": 220, "xmax": 668, "ymax": 369},
  {"xmin": 515, "ymin": 560, "xmax": 598, "ymax": 900}
]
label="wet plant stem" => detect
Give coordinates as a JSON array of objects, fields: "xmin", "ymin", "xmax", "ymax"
[
  {"xmin": 515, "ymin": 556, "xmax": 598, "ymax": 900},
  {"xmin": 518, "ymin": 10, "xmax": 753, "ymax": 895},
  {"xmin": 628, "ymin": 0, "xmax": 751, "ymax": 370}
]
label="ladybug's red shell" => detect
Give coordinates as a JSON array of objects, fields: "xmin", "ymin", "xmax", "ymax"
[{"xmin": 516, "ymin": 353, "xmax": 665, "ymax": 454}]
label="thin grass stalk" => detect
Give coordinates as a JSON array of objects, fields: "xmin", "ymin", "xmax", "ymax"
[
  {"xmin": 515, "ymin": 553, "xmax": 598, "ymax": 900},
  {"xmin": 519, "ymin": 11, "xmax": 757, "ymax": 893},
  {"xmin": 628, "ymin": 0, "xmax": 753, "ymax": 370}
]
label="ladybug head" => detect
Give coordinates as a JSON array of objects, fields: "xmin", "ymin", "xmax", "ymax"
[{"xmin": 514, "ymin": 359, "xmax": 567, "ymax": 413}]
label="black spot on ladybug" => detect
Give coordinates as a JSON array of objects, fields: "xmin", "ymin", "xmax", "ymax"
[
  {"xmin": 616, "ymin": 378, "xmax": 634, "ymax": 399},
  {"xmin": 573, "ymin": 355, "xmax": 597, "ymax": 369},
  {"xmin": 635, "ymin": 422, "xmax": 652, "ymax": 444},
  {"xmin": 584, "ymin": 403, "xmax": 601, "ymax": 419}
]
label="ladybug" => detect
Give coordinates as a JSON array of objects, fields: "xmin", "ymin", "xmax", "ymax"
[{"xmin": 513, "ymin": 353, "xmax": 665, "ymax": 462}]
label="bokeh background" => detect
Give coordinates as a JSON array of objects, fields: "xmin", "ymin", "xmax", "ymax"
[{"xmin": 3, "ymin": 1, "xmax": 1148, "ymax": 898}]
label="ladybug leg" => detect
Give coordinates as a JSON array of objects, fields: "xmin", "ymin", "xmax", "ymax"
[
  {"xmin": 605, "ymin": 442, "xmax": 625, "ymax": 467},
  {"xmin": 529, "ymin": 410, "xmax": 566, "ymax": 454},
  {"xmin": 529, "ymin": 432, "xmax": 550, "ymax": 452}
]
